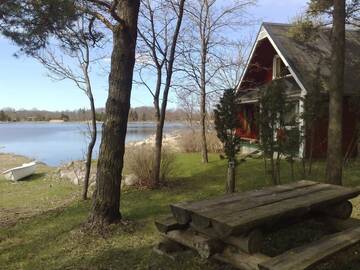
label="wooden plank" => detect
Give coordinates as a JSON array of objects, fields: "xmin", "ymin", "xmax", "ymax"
[
  {"xmin": 213, "ymin": 247, "xmax": 270, "ymax": 270},
  {"xmin": 317, "ymin": 217, "xmax": 360, "ymax": 232},
  {"xmin": 258, "ymin": 226, "xmax": 360, "ymax": 270},
  {"xmin": 211, "ymin": 186, "xmax": 360, "ymax": 237},
  {"xmin": 213, "ymin": 187, "xmax": 360, "ymax": 237},
  {"xmin": 155, "ymin": 215, "xmax": 188, "ymax": 233},
  {"xmin": 173, "ymin": 180, "xmax": 317, "ymax": 214},
  {"xmin": 225, "ymin": 230, "xmax": 264, "ymax": 254},
  {"xmin": 163, "ymin": 229, "xmax": 224, "ymax": 259},
  {"xmin": 190, "ymin": 183, "xmax": 332, "ymax": 230},
  {"xmin": 171, "ymin": 180, "xmax": 319, "ymax": 224},
  {"xmin": 190, "ymin": 224, "xmax": 264, "ymax": 254},
  {"xmin": 202, "ymin": 183, "xmax": 332, "ymax": 215}
]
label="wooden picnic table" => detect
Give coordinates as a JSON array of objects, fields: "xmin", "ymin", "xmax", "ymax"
[{"xmin": 155, "ymin": 180, "xmax": 360, "ymax": 270}]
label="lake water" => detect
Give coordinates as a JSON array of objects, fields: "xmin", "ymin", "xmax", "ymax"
[{"xmin": 0, "ymin": 122, "xmax": 185, "ymax": 166}]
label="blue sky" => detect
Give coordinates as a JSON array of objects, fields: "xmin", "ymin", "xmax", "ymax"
[{"xmin": 0, "ymin": 0, "xmax": 307, "ymax": 111}]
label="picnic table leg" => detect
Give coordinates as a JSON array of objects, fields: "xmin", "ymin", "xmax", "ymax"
[
  {"xmin": 225, "ymin": 229, "xmax": 264, "ymax": 254},
  {"xmin": 162, "ymin": 229, "xmax": 224, "ymax": 259},
  {"xmin": 316, "ymin": 201, "xmax": 353, "ymax": 220}
]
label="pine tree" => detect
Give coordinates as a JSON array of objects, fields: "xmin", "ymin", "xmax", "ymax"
[
  {"xmin": 214, "ymin": 88, "xmax": 242, "ymax": 193},
  {"xmin": 257, "ymin": 80, "xmax": 288, "ymax": 185}
]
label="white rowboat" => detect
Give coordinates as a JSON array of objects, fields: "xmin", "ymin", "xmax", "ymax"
[{"xmin": 2, "ymin": 161, "xmax": 37, "ymax": 181}]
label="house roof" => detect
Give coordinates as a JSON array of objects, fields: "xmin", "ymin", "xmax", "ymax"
[
  {"xmin": 238, "ymin": 76, "xmax": 301, "ymax": 103},
  {"xmin": 238, "ymin": 22, "xmax": 360, "ymax": 96}
]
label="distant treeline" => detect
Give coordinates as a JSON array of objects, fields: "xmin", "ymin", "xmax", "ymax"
[{"xmin": 0, "ymin": 107, "xmax": 200, "ymax": 122}]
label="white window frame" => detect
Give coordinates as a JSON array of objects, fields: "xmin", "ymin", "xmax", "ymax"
[{"xmin": 272, "ymin": 55, "xmax": 282, "ymax": 79}]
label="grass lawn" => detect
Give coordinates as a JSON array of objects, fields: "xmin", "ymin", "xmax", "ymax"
[{"xmin": 1, "ymin": 153, "xmax": 360, "ymax": 269}]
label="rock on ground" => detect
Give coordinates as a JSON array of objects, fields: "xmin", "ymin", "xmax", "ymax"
[
  {"xmin": 56, "ymin": 161, "xmax": 96, "ymax": 186},
  {"xmin": 124, "ymin": 174, "xmax": 139, "ymax": 186},
  {"xmin": 57, "ymin": 161, "xmax": 140, "ymax": 187}
]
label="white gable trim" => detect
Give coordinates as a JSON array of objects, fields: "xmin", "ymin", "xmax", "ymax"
[
  {"xmin": 237, "ymin": 24, "xmax": 308, "ymax": 97},
  {"xmin": 264, "ymin": 30, "xmax": 307, "ymax": 96}
]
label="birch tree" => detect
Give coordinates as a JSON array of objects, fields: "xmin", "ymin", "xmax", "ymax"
[
  {"xmin": 178, "ymin": 0, "xmax": 255, "ymax": 163},
  {"xmin": 136, "ymin": 0, "xmax": 185, "ymax": 187},
  {"xmin": 34, "ymin": 19, "xmax": 104, "ymax": 200}
]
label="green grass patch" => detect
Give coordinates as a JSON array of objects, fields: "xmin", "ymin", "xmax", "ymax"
[{"xmin": 0, "ymin": 153, "xmax": 360, "ymax": 269}]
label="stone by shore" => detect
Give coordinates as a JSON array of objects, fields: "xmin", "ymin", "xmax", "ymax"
[
  {"xmin": 53, "ymin": 131, "xmax": 183, "ymax": 187},
  {"xmin": 126, "ymin": 131, "xmax": 182, "ymax": 151}
]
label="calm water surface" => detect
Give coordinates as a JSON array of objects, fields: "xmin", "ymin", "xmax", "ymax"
[{"xmin": 0, "ymin": 122, "xmax": 185, "ymax": 166}]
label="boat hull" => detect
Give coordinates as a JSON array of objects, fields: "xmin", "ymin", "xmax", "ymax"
[{"xmin": 2, "ymin": 162, "xmax": 37, "ymax": 181}]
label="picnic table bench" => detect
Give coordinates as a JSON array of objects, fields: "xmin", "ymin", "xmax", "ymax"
[{"xmin": 154, "ymin": 180, "xmax": 360, "ymax": 270}]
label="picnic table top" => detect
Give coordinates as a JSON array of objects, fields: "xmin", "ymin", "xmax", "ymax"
[{"xmin": 170, "ymin": 180, "xmax": 360, "ymax": 238}]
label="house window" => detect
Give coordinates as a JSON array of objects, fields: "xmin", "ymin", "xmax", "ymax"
[
  {"xmin": 284, "ymin": 101, "xmax": 299, "ymax": 126},
  {"xmin": 272, "ymin": 55, "xmax": 290, "ymax": 79}
]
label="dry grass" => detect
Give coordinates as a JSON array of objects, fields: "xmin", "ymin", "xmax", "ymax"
[
  {"xmin": 124, "ymin": 145, "xmax": 176, "ymax": 186},
  {"xmin": 178, "ymin": 131, "xmax": 223, "ymax": 153}
]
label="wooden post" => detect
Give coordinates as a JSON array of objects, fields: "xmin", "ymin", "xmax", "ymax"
[
  {"xmin": 226, "ymin": 160, "xmax": 236, "ymax": 193},
  {"xmin": 191, "ymin": 214, "xmax": 211, "ymax": 229},
  {"xmin": 189, "ymin": 225, "xmax": 264, "ymax": 254},
  {"xmin": 155, "ymin": 216, "xmax": 188, "ymax": 233},
  {"xmin": 225, "ymin": 230, "xmax": 264, "ymax": 254},
  {"xmin": 170, "ymin": 205, "xmax": 191, "ymax": 225},
  {"xmin": 163, "ymin": 229, "xmax": 224, "ymax": 259}
]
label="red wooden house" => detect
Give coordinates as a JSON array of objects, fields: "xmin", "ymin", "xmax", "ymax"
[{"xmin": 236, "ymin": 22, "xmax": 360, "ymax": 158}]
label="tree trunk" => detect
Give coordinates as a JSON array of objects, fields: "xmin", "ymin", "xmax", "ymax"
[
  {"xmin": 308, "ymin": 127, "xmax": 315, "ymax": 175},
  {"xmin": 354, "ymin": 121, "xmax": 360, "ymax": 161},
  {"xmin": 276, "ymin": 152, "xmax": 281, "ymax": 185},
  {"xmin": 326, "ymin": 0, "xmax": 345, "ymax": 185},
  {"xmin": 270, "ymin": 155, "xmax": 276, "ymax": 185},
  {"xmin": 301, "ymin": 156, "xmax": 306, "ymax": 178},
  {"xmin": 289, "ymin": 158, "xmax": 295, "ymax": 182},
  {"xmin": 357, "ymin": 135, "xmax": 360, "ymax": 160},
  {"xmin": 200, "ymin": 27, "xmax": 208, "ymax": 164},
  {"xmin": 200, "ymin": 90, "xmax": 208, "ymax": 163},
  {"xmin": 226, "ymin": 160, "xmax": 235, "ymax": 193},
  {"xmin": 152, "ymin": 115, "xmax": 164, "ymax": 187},
  {"xmin": 151, "ymin": 0, "xmax": 185, "ymax": 186},
  {"xmin": 89, "ymin": 1, "xmax": 140, "ymax": 226},
  {"xmin": 151, "ymin": 69, "xmax": 162, "ymax": 188},
  {"xmin": 82, "ymin": 94, "xmax": 97, "ymax": 200}
]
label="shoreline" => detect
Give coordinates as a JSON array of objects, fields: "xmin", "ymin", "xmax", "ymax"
[
  {"xmin": 0, "ymin": 130, "xmax": 183, "ymax": 187},
  {"xmin": 0, "ymin": 120, "xmax": 188, "ymax": 124},
  {"xmin": 0, "ymin": 130, "xmax": 183, "ymax": 168},
  {"xmin": 0, "ymin": 121, "xmax": 188, "ymax": 166}
]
